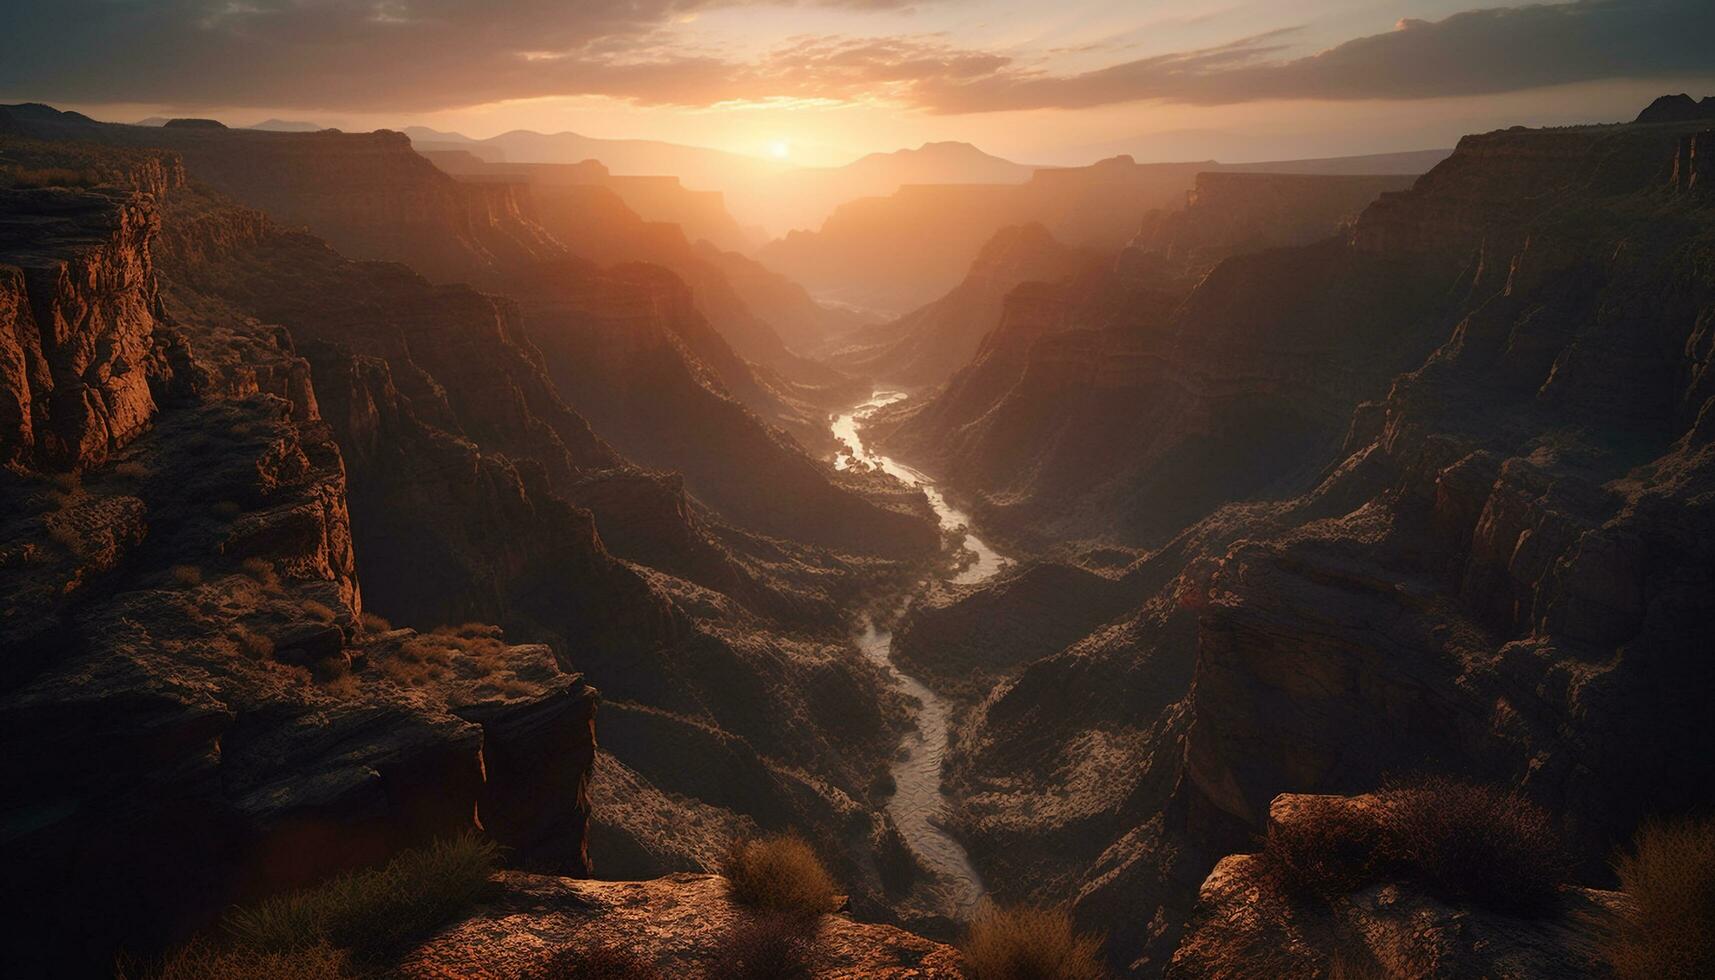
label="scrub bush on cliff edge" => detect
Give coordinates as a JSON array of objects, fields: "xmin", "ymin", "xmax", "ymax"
[
  {"xmin": 1605, "ymin": 816, "xmax": 1715, "ymax": 980},
  {"xmin": 722, "ymin": 834, "xmax": 840, "ymax": 919},
  {"xmin": 960, "ymin": 902, "xmax": 1108, "ymax": 980}
]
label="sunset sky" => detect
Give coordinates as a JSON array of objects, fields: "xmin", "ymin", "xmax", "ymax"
[{"xmin": 4, "ymin": 0, "xmax": 1712, "ymax": 166}]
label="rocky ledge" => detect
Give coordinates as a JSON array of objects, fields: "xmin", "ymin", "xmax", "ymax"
[
  {"xmin": 1170, "ymin": 795, "xmax": 1626, "ymax": 979},
  {"xmin": 400, "ymin": 872, "xmax": 962, "ymax": 979}
]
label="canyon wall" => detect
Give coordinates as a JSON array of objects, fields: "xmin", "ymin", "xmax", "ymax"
[
  {"xmin": 885, "ymin": 117, "xmax": 1715, "ymax": 974},
  {"xmin": 0, "ymin": 143, "xmax": 598, "ymax": 973}
]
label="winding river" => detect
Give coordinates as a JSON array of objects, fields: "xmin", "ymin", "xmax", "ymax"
[{"xmin": 832, "ymin": 390, "xmax": 1008, "ymax": 918}]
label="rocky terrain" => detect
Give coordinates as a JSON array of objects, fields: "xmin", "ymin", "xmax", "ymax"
[
  {"xmin": 1168, "ymin": 795, "xmax": 1626, "ymax": 979},
  {"xmin": 400, "ymin": 872, "xmax": 962, "ymax": 979},
  {"xmin": 5, "ymin": 90, "xmax": 1712, "ymax": 980},
  {"xmin": 874, "ymin": 112, "xmax": 1715, "ymax": 974},
  {"xmin": 0, "ymin": 121, "xmax": 943, "ymax": 973}
]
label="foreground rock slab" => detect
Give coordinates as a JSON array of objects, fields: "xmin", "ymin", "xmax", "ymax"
[
  {"xmin": 1169, "ymin": 795, "xmax": 1627, "ymax": 980},
  {"xmin": 400, "ymin": 872, "xmax": 963, "ymax": 978}
]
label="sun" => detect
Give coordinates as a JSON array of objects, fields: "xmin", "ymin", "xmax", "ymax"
[{"xmin": 768, "ymin": 139, "xmax": 791, "ymax": 160}]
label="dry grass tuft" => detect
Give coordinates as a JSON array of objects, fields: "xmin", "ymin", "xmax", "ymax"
[
  {"xmin": 302, "ymin": 600, "xmax": 338, "ymax": 624},
  {"xmin": 118, "ymin": 940, "xmax": 348, "ymax": 980},
  {"xmin": 241, "ymin": 557, "xmax": 282, "ymax": 592},
  {"xmin": 706, "ymin": 914, "xmax": 821, "ymax": 980},
  {"xmin": 1606, "ymin": 817, "xmax": 1715, "ymax": 980},
  {"xmin": 722, "ymin": 835, "xmax": 840, "ymax": 919},
  {"xmin": 1, "ymin": 165, "xmax": 105, "ymax": 189},
  {"xmin": 122, "ymin": 836, "xmax": 499, "ymax": 979},
  {"xmin": 236, "ymin": 629, "xmax": 275, "ymax": 660},
  {"xmin": 169, "ymin": 564, "xmax": 204, "ymax": 587},
  {"xmin": 225, "ymin": 834, "xmax": 500, "ymax": 958},
  {"xmin": 960, "ymin": 903, "xmax": 1108, "ymax": 980},
  {"xmin": 524, "ymin": 942, "xmax": 666, "ymax": 980},
  {"xmin": 374, "ymin": 628, "xmax": 526, "ymax": 694},
  {"xmin": 360, "ymin": 611, "xmax": 393, "ymax": 633}
]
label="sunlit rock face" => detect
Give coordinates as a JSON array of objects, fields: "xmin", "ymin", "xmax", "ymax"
[{"xmin": 0, "ymin": 143, "xmax": 598, "ymax": 974}]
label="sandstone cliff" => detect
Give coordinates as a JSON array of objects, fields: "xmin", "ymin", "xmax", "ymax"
[
  {"xmin": 879, "ymin": 114, "xmax": 1715, "ymax": 975},
  {"xmin": 0, "ymin": 145, "xmax": 598, "ymax": 973},
  {"xmin": 0, "ymin": 131, "xmax": 937, "ymax": 974}
]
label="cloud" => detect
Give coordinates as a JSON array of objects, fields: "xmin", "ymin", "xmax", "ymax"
[
  {"xmin": 916, "ymin": 0, "xmax": 1715, "ymax": 112},
  {"xmin": 0, "ymin": 0, "xmax": 945, "ymax": 111},
  {"xmin": 0, "ymin": 0, "xmax": 1710, "ymax": 115}
]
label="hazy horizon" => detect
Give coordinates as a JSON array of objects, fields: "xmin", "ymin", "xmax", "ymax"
[{"xmin": 6, "ymin": 1, "xmax": 1713, "ymax": 168}]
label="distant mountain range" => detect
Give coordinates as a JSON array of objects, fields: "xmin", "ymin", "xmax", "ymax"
[
  {"xmin": 405, "ymin": 128, "xmax": 1036, "ymax": 236},
  {"xmin": 135, "ymin": 116, "xmax": 326, "ymax": 132}
]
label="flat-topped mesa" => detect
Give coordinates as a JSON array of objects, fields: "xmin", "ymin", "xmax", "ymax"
[
  {"xmin": 1351, "ymin": 121, "xmax": 1693, "ymax": 256},
  {"xmin": 3, "ymin": 108, "xmax": 567, "ymax": 284}
]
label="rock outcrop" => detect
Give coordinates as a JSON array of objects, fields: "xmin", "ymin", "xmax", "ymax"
[
  {"xmin": 400, "ymin": 872, "xmax": 963, "ymax": 979},
  {"xmin": 1169, "ymin": 795, "xmax": 1625, "ymax": 979}
]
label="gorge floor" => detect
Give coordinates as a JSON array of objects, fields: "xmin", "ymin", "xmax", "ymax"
[{"xmin": 835, "ymin": 390, "xmax": 1008, "ymax": 920}]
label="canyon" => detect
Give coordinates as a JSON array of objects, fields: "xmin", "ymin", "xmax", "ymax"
[{"xmin": 2, "ymin": 94, "xmax": 1711, "ymax": 980}]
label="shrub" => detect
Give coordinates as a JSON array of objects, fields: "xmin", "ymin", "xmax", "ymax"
[
  {"xmin": 722, "ymin": 835, "xmax": 839, "ymax": 919},
  {"xmin": 241, "ymin": 557, "xmax": 282, "ymax": 592},
  {"xmin": 225, "ymin": 833, "xmax": 500, "ymax": 960},
  {"xmin": 1, "ymin": 165, "xmax": 103, "ymax": 189},
  {"xmin": 361, "ymin": 611, "xmax": 393, "ymax": 633},
  {"xmin": 1379, "ymin": 777, "xmax": 1569, "ymax": 913},
  {"xmin": 1259, "ymin": 799, "xmax": 1388, "ymax": 899},
  {"xmin": 169, "ymin": 565, "xmax": 204, "ymax": 587},
  {"xmin": 302, "ymin": 600, "xmax": 337, "ymax": 623},
  {"xmin": 236, "ymin": 629, "xmax": 275, "ymax": 660},
  {"xmin": 119, "ymin": 940, "xmax": 348, "ymax": 980},
  {"xmin": 524, "ymin": 942, "xmax": 664, "ymax": 980},
  {"xmin": 1258, "ymin": 779, "xmax": 1570, "ymax": 915},
  {"xmin": 706, "ymin": 914, "xmax": 820, "ymax": 980},
  {"xmin": 960, "ymin": 903, "xmax": 1107, "ymax": 980},
  {"xmin": 1606, "ymin": 817, "xmax": 1715, "ymax": 980}
]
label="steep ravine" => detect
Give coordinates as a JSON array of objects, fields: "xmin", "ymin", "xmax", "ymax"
[{"xmin": 833, "ymin": 390, "xmax": 1009, "ymax": 921}]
